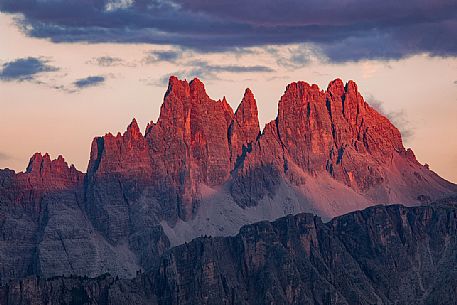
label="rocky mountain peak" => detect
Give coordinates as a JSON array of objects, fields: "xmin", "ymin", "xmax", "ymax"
[
  {"xmin": 237, "ymin": 88, "xmax": 258, "ymax": 123},
  {"xmin": 279, "ymin": 81, "xmax": 325, "ymax": 117},
  {"xmin": 124, "ymin": 118, "xmax": 142, "ymax": 139},
  {"xmin": 189, "ymin": 77, "xmax": 208, "ymax": 99},
  {"xmin": 276, "ymin": 80, "xmax": 329, "ymax": 173},
  {"xmin": 25, "ymin": 152, "xmax": 78, "ymax": 177},
  {"xmin": 228, "ymin": 88, "xmax": 261, "ymax": 165},
  {"xmin": 26, "ymin": 152, "xmax": 51, "ymax": 174},
  {"xmin": 21, "ymin": 152, "xmax": 83, "ymax": 189},
  {"xmin": 345, "ymin": 79, "xmax": 359, "ymax": 93},
  {"xmin": 165, "ymin": 75, "xmax": 190, "ymax": 99},
  {"xmin": 219, "ymin": 96, "xmax": 235, "ymax": 127},
  {"xmin": 326, "ymin": 78, "xmax": 345, "ymax": 97},
  {"xmin": 88, "ymin": 77, "xmax": 454, "ymax": 210},
  {"xmin": 87, "ymin": 119, "xmax": 150, "ymax": 177}
]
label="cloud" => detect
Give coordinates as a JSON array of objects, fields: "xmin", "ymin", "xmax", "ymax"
[
  {"xmin": 144, "ymin": 50, "xmax": 182, "ymax": 63},
  {"xmin": 174, "ymin": 61, "xmax": 274, "ymax": 81},
  {"xmin": 189, "ymin": 60, "xmax": 274, "ymax": 74},
  {"xmin": 73, "ymin": 76, "xmax": 105, "ymax": 89},
  {"xmin": 88, "ymin": 56, "xmax": 123, "ymax": 67},
  {"xmin": 105, "ymin": 0, "xmax": 134, "ymax": 12},
  {"xmin": 87, "ymin": 56, "xmax": 137, "ymax": 67},
  {"xmin": 266, "ymin": 44, "xmax": 325, "ymax": 69},
  {"xmin": 0, "ymin": 57, "xmax": 58, "ymax": 81},
  {"xmin": 141, "ymin": 74, "xmax": 175, "ymax": 87},
  {"xmin": 366, "ymin": 94, "xmax": 414, "ymax": 142},
  {"xmin": 1, "ymin": 0, "xmax": 456, "ymax": 61}
]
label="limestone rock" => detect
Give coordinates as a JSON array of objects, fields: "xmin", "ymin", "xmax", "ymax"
[
  {"xmin": 3, "ymin": 204, "xmax": 457, "ymax": 305},
  {"xmin": 228, "ymin": 88, "xmax": 260, "ymax": 167},
  {"xmin": 0, "ymin": 76, "xmax": 456, "ymax": 285}
]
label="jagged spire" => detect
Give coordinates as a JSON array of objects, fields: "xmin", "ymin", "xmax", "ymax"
[
  {"xmin": 165, "ymin": 75, "xmax": 190, "ymax": 98},
  {"xmin": 229, "ymin": 88, "xmax": 260, "ymax": 165},
  {"xmin": 124, "ymin": 118, "xmax": 142, "ymax": 139},
  {"xmin": 25, "ymin": 152, "xmax": 81, "ymax": 181},
  {"xmin": 327, "ymin": 78, "xmax": 345, "ymax": 97},
  {"xmin": 189, "ymin": 77, "xmax": 208, "ymax": 99}
]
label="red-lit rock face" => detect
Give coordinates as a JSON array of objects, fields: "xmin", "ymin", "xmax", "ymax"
[
  {"xmin": 3, "ymin": 76, "xmax": 453, "ymax": 222},
  {"xmin": 323, "ymin": 78, "xmax": 406, "ymax": 190},
  {"xmin": 24, "ymin": 152, "xmax": 83, "ymax": 187},
  {"xmin": 1, "ymin": 152, "xmax": 84, "ymax": 203},
  {"xmin": 144, "ymin": 77, "xmax": 234, "ymax": 219},
  {"xmin": 87, "ymin": 118, "xmax": 151, "ymax": 176},
  {"xmin": 229, "ymin": 88, "xmax": 261, "ymax": 167},
  {"xmin": 0, "ymin": 152, "xmax": 82, "ymax": 212},
  {"xmin": 274, "ymin": 78, "xmax": 407, "ymax": 191},
  {"xmin": 83, "ymin": 76, "xmax": 454, "ymax": 218},
  {"xmin": 277, "ymin": 81, "xmax": 333, "ymax": 174},
  {"xmin": 231, "ymin": 79, "xmax": 411, "ymax": 203}
]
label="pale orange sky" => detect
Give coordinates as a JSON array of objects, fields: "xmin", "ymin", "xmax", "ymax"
[{"xmin": 1, "ymin": 13, "xmax": 456, "ymax": 183}]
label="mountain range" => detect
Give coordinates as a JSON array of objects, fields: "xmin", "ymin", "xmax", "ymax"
[
  {"xmin": 0, "ymin": 76, "xmax": 455, "ymax": 285},
  {"xmin": 2, "ymin": 203, "xmax": 457, "ymax": 305}
]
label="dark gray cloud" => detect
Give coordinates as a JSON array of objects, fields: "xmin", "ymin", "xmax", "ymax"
[
  {"xmin": 179, "ymin": 1, "xmax": 453, "ymax": 27},
  {"xmin": 189, "ymin": 60, "xmax": 274, "ymax": 74},
  {"xmin": 0, "ymin": 57, "xmax": 58, "ymax": 81},
  {"xmin": 367, "ymin": 94, "xmax": 414, "ymax": 143},
  {"xmin": 1, "ymin": 0, "xmax": 456, "ymax": 61},
  {"xmin": 144, "ymin": 50, "xmax": 182, "ymax": 63},
  {"xmin": 87, "ymin": 56, "xmax": 136, "ymax": 67},
  {"xmin": 89, "ymin": 56, "xmax": 123, "ymax": 67},
  {"xmin": 266, "ymin": 45, "xmax": 324, "ymax": 69},
  {"xmin": 74, "ymin": 76, "xmax": 105, "ymax": 89},
  {"xmin": 172, "ymin": 61, "xmax": 274, "ymax": 81}
]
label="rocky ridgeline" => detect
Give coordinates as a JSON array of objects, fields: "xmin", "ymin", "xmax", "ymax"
[
  {"xmin": 2, "ymin": 204, "xmax": 457, "ymax": 305},
  {"xmin": 85, "ymin": 76, "xmax": 454, "ymax": 219},
  {"xmin": 0, "ymin": 77, "xmax": 455, "ymax": 283}
]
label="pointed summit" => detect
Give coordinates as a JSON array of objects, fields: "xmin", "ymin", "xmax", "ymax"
[
  {"xmin": 24, "ymin": 152, "xmax": 82, "ymax": 184},
  {"xmin": 165, "ymin": 75, "xmax": 190, "ymax": 98},
  {"xmin": 189, "ymin": 77, "xmax": 208, "ymax": 99},
  {"xmin": 219, "ymin": 96, "xmax": 234, "ymax": 127},
  {"xmin": 244, "ymin": 87, "xmax": 255, "ymax": 98},
  {"xmin": 189, "ymin": 77, "xmax": 204, "ymax": 88},
  {"xmin": 26, "ymin": 152, "xmax": 50, "ymax": 174},
  {"xmin": 129, "ymin": 117, "xmax": 139, "ymax": 129},
  {"xmin": 124, "ymin": 118, "xmax": 142, "ymax": 139},
  {"xmin": 345, "ymin": 80, "xmax": 358, "ymax": 93},
  {"xmin": 229, "ymin": 88, "xmax": 260, "ymax": 166},
  {"xmin": 327, "ymin": 78, "xmax": 345, "ymax": 97},
  {"xmin": 235, "ymin": 88, "xmax": 259, "ymax": 128}
]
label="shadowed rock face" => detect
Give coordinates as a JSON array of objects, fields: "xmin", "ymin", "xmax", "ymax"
[
  {"xmin": 0, "ymin": 154, "xmax": 85, "ymax": 282},
  {"xmin": 0, "ymin": 76, "xmax": 456, "ymax": 283},
  {"xmin": 2, "ymin": 204, "xmax": 457, "ymax": 305}
]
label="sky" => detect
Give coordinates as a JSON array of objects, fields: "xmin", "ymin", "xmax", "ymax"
[{"xmin": 0, "ymin": 0, "xmax": 456, "ymax": 183}]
